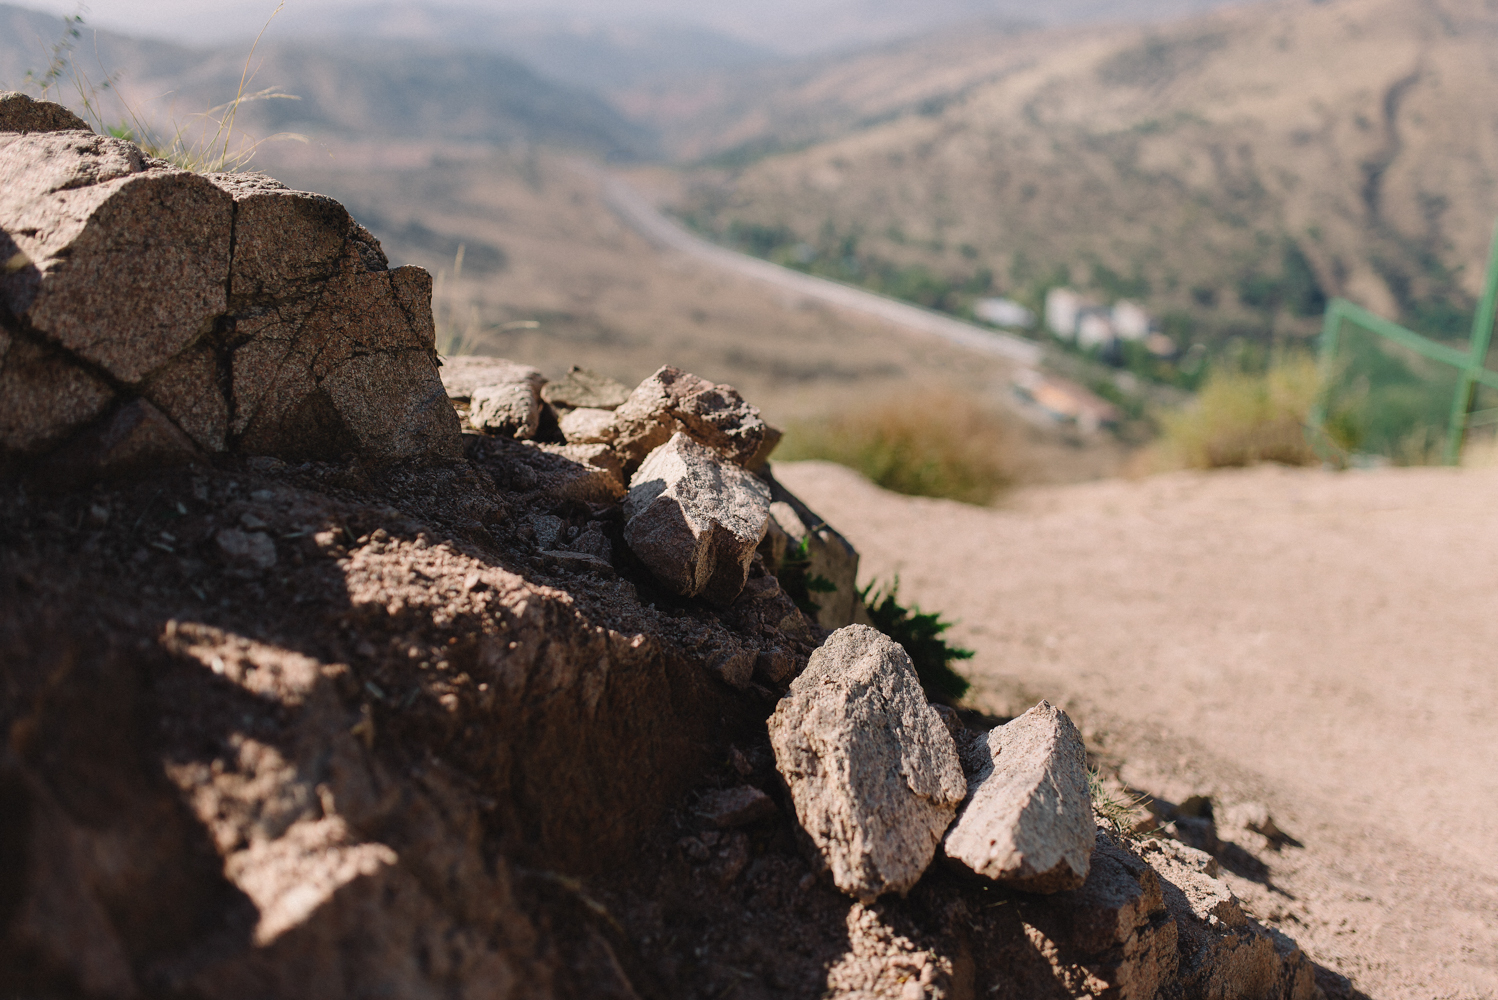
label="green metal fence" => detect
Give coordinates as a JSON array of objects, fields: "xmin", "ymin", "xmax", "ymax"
[{"xmin": 1309, "ymin": 224, "xmax": 1498, "ymax": 465}]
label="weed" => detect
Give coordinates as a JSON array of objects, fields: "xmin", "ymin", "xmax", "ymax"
[
  {"xmin": 1152, "ymin": 353, "xmax": 1322, "ymax": 469},
  {"xmin": 21, "ymin": 3, "xmax": 302, "ymax": 173},
  {"xmin": 777, "ymin": 396, "xmax": 1018, "ymax": 505},
  {"xmin": 1089, "ymin": 768, "xmax": 1153, "ymax": 840},
  {"xmin": 860, "ymin": 578, "xmax": 972, "ymax": 704}
]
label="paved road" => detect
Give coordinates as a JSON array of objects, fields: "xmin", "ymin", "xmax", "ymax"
[{"xmin": 598, "ymin": 173, "xmax": 1044, "ymax": 366}]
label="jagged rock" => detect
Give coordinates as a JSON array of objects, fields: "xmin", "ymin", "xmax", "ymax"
[
  {"xmin": 769, "ymin": 625, "xmax": 967, "ymax": 903},
  {"xmin": 1, "ymin": 132, "xmax": 232, "ymax": 384},
  {"xmin": 0, "ymin": 92, "xmax": 91, "ymax": 134},
  {"xmin": 623, "ymin": 432, "xmax": 771, "ymax": 605},
  {"xmin": 1141, "ymin": 839, "xmax": 1321, "ymax": 1000},
  {"xmin": 943, "ymin": 700, "xmax": 1094, "ymax": 893},
  {"xmin": 471, "ymin": 375, "xmax": 546, "ymax": 440},
  {"xmin": 0, "ymin": 331, "xmax": 115, "ymax": 457},
  {"xmin": 0, "ymin": 134, "xmax": 461, "ymax": 469},
  {"xmin": 697, "ymin": 786, "xmax": 777, "ymax": 828},
  {"xmin": 558, "ymin": 407, "xmax": 616, "ymax": 444},
  {"xmin": 609, "ymin": 365, "xmax": 780, "ymax": 474},
  {"xmin": 541, "ymin": 365, "xmax": 631, "ymax": 410},
  {"xmin": 758, "ymin": 468, "xmax": 861, "ymax": 629},
  {"xmin": 214, "ymin": 174, "xmax": 461, "ymax": 461}
]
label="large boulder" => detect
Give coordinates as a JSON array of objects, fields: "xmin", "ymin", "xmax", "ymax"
[
  {"xmin": 623, "ymin": 432, "xmax": 771, "ymax": 605},
  {"xmin": 769, "ymin": 625, "xmax": 967, "ymax": 902},
  {"xmin": 943, "ymin": 700, "xmax": 1095, "ymax": 892},
  {"xmin": 0, "ymin": 110, "xmax": 461, "ymax": 470}
]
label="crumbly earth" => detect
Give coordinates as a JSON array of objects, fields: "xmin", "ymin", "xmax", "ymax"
[{"xmin": 776, "ymin": 459, "xmax": 1498, "ymax": 1000}]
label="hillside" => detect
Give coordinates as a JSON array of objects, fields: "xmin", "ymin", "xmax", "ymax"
[
  {"xmin": 0, "ymin": 4, "xmax": 653, "ymax": 158},
  {"xmin": 663, "ymin": 0, "xmax": 1498, "ymax": 365}
]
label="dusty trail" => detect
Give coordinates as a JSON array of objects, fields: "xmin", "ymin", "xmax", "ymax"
[{"xmin": 776, "ymin": 460, "xmax": 1498, "ymax": 1000}]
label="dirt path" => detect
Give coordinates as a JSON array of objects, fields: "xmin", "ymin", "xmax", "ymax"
[{"xmin": 775, "ymin": 460, "xmax": 1498, "ymax": 1000}]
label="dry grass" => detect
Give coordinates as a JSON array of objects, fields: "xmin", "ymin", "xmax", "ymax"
[
  {"xmin": 775, "ymin": 395, "xmax": 1021, "ymax": 504},
  {"xmin": 1149, "ymin": 355, "xmax": 1322, "ymax": 470}
]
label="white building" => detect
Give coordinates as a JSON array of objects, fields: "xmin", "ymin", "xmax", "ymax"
[
  {"xmin": 1075, "ymin": 309, "xmax": 1115, "ymax": 349},
  {"xmin": 974, "ymin": 297, "xmax": 1036, "ymax": 328},
  {"xmin": 1111, "ymin": 300, "xmax": 1152, "ymax": 341},
  {"xmin": 1045, "ymin": 288, "xmax": 1091, "ymax": 339}
]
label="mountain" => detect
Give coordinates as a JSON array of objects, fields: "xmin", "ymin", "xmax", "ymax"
[
  {"xmin": 663, "ymin": 0, "xmax": 1498, "ymax": 360},
  {"xmin": 0, "ymin": 4, "xmax": 655, "ymax": 158}
]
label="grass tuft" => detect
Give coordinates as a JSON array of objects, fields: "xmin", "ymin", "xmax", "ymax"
[
  {"xmin": 777, "ymin": 395, "xmax": 1018, "ymax": 505},
  {"xmin": 1089, "ymin": 768, "xmax": 1153, "ymax": 840},
  {"xmin": 1152, "ymin": 354, "xmax": 1322, "ymax": 469}
]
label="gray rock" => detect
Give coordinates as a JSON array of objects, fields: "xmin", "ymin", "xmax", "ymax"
[
  {"xmin": 623, "ymin": 432, "xmax": 771, "ymax": 606},
  {"xmin": 558, "ymin": 406, "xmax": 616, "ymax": 444},
  {"xmin": 0, "ymin": 92, "xmax": 91, "ymax": 134},
  {"xmin": 609, "ymin": 365, "xmax": 780, "ymax": 474},
  {"xmin": 216, "ymin": 527, "xmax": 278, "ymax": 570},
  {"xmin": 470, "ymin": 367, "xmax": 546, "ymax": 439},
  {"xmin": 0, "ymin": 331, "xmax": 115, "ymax": 456},
  {"xmin": 943, "ymin": 700, "xmax": 1094, "ymax": 893},
  {"xmin": 541, "ymin": 365, "xmax": 631, "ymax": 410},
  {"xmin": 769, "ymin": 625, "xmax": 966, "ymax": 902}
]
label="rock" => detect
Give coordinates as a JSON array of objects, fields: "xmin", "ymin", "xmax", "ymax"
[
  {"xmin": 609, "ymin": 365, "xmax": 779, "ymax": 474},
  {"xmin": 697, "ymin": 786, "xmax": 777, "ymax": 828},
  {"xmin": 1163, "ymin": 816, "xmax": 1220, "ymax": 856},
  {"xmin": 216, "ymin": 527, "xmax": 278, "ymax": 570},
  {"xmin": 623, "ymin": 432, "xmax": 772, "ymax": 606},
  {"xmin": 769, "ymin": 625, "xmax": 966, "ymax": 902},
  {"xmin": 0, "ymin": 92, "xmax": 91, "ymax": 134},
  {"xmin": 216, "ymin": 175, "xmax": 461, "ymax": 461},
  {"xmin": 541, "ymin": 365, "xmax": 631, "ymax": 410},
  {"xmin": 758, "ymin": 468, "xmax": 862, "ymax": 629},
  {"xmin": 532, "ymin": 514, "xmax": 565, "ymax": 551},
  {"xmin": 943, "ymin": 700, "xmax": 1094, "ymax": 893},
  {"xmin": 1, "ymin": 132, "xmax": 232, "ymax": 384},
  {"xmin": 0, "ymin": 331, "xmax": 115, "ymax": 457},
  {"xmin": 527, "ymin": 442, "xmax": 627, "ymax": 503},
  {"xmin": 471, "ymin": 378, "xmax": 546, "ymax": 440},
  {"xmin": 559, "ymin": 407, "xmax": 616, "ymax": 444},
  {"xmin": 932, "ymin": 705, "xmax": 963, "ymax": 737},
  {"xmin": 41, "ymin": 399, "xmax": 199, "ymax": 484}
]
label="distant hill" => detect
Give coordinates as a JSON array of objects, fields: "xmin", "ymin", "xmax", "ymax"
[
  {"xmin": 0, "ymin": 3, "xmax": 655, "ymax": 159},
  {"xmin": 665, "ymin": 0, "xmax": 1498, "ymax": 361}
]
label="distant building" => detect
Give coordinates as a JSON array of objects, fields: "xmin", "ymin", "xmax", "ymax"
[
  {"xmin": 975, "ymin": 297, "xmax": 1036, "ymax": 328},
  {"xmin": 1111, "ymin": 300, "xmax": 1151, "ymax": 341},
  {"xmin": 1045, "ymin": 287, "xmax": 1091, "ymax": 339},
  {"xmin": 1075, "ymin": 309, "xmax": 1115, "ymax": 349},
  {"xmin": 1011, "ymin": 369, "xmax": 1121, "ymax": 433}
]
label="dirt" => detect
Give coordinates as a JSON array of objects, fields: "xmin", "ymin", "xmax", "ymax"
[{"xmin": 775, "ymin": 459, "xmax": 1498, "ymax": 1000}]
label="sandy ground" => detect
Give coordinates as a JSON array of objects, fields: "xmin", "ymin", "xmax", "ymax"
[{"xmin": 775, "ymin": 460, "xmax": 1498, "ymax": 1000}]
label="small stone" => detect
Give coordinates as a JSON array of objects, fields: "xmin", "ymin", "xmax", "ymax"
[
  {"xmin": 532, "ymin": 514, "xmax": 564, "ymax": 551},
  {"xmin": 608, "ymin": 365, "xmax": 778, "ymax": 474},
  {"xmin": 469, "ymin": 364, "xmax": 546, "ymax": 439},
  {"xmin": 942, "ymin": 700, "xmax": 1094, "ymax": 893},
  {"xmin": 623, "ymin": 432, "xmax": 771, "ymax": 606},
  {"xmin": 558, "ymin": 406, "xmax": 616, "ymax": 444},
  {"xmin": 697, "ymin": 786, "xmax": 777, "ymax": 828},
  {"xmin": 769, "ymin": 625, "xmax": 966, "ymax": 903},
  {"xmin": 540, "ymin": 365, "xmax": 631, "ymax": 410},
  {"xmin": 216, "ymin": 528, "xmax": 277, "ymax": 570}
]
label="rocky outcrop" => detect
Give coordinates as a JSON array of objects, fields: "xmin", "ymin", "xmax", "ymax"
[
  {"xmin": 943, "ymin": 700, "xmax": 1094, "ymax": 892},
  {"xmin": 622, "ymin": 432, "xmax": 772, "ymax": 605},
  {"xmin": 0, "ymin": 99, "xmax": 460, "ymax": 472},
  {"xmin": 769, "ymin": 625, "xmax": 967, "ymax": 903}
]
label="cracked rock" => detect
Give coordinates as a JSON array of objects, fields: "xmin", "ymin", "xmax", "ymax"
[
  {"xmin": 769, "ymin": 625, "xmax": 966, "ymax": 903},
  {"xmin": 623, "ymin": 432, "xmax": 771, "ymax": 606},
  {"xmin": 608, "ymin": 365, "xmax": 780, "ymax": 475},
  {"xmin": 943, "ymin": 700, "xmax": 1094, "ymax": 893}
]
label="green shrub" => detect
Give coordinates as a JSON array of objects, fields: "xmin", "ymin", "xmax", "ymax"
[
  {"xmin": 777, "ymin": 396, "xmax": 1018, "ymax": 504},
  {"xmin": 861, "ymin": 579, "xmax": 972, "ymax": 704},
  {"xmin": 1155, "ymin": 355, "xmax": 1321, "ymax": 468}
]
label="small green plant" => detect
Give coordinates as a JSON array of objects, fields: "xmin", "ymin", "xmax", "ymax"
[
  {"xmin": 860, "ymin": 578, "xmax": 972, "ymax": 703},
  {"xmin": 1089, "ymin": 767, "xmax": 1153, "ymax": 840},
  {"xmin": 777, "ymin": 396, "xmax": 1018, "ymax": 505},
  {"xmin": 775, "ymin": 536, "xmax": 838, "ymax": 618}
]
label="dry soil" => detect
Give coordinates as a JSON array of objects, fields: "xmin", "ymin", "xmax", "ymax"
[{"xmin": 776, "ymin": 459, "xmax": 1498, "ymax": 1000}]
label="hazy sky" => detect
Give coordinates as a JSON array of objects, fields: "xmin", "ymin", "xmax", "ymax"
[{"xmin": 14, "ymin": 0, "xmax": 1247, "ymax": 53}]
